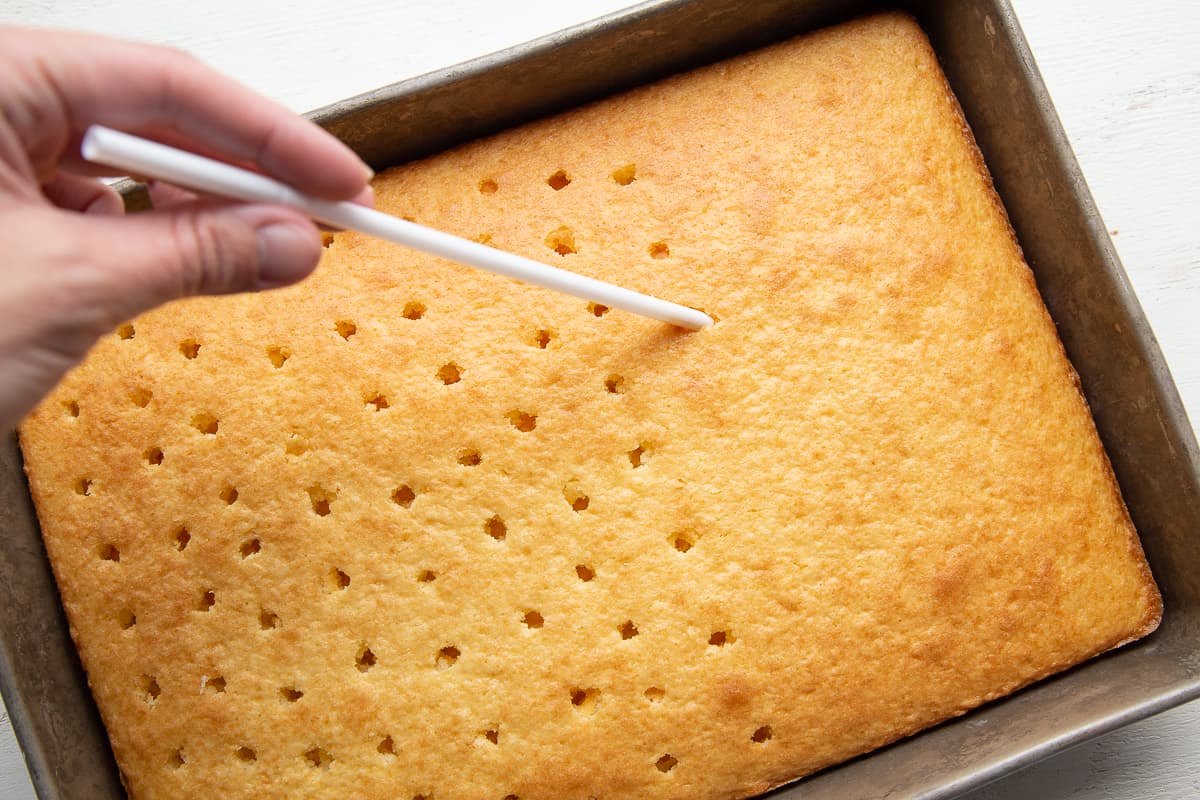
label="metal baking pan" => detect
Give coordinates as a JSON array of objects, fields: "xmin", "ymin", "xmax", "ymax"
[{"xmin": 3, "ymin": 1, "xmax": 1199, "ymax": 797}]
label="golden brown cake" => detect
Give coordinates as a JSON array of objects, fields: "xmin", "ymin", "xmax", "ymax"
[{"xmin": 19, "ymin": 12, "xmax": 1160, "ymax": 800}]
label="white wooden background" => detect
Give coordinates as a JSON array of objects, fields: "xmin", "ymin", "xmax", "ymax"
[{"xmin": 0, "ymin": 1, "xmax": 1196, "ymax": 797}]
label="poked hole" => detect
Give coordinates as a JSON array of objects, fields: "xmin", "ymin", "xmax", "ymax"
[
  {"xmin": 484, "ymin": 515, "xmax": 507, "ymax": 542},
  {"xmin": 751, "ymin": 725, "xmax": 774, "ymax": 743},
  {"xmin": 391, "ymin": 484, "xmax": 416, "ymax": 508},
  {"xmin": 569, "ymin": 687, "xmax": 599, "ymax": 715},
  {"xmin": 307, "ymin": 484, "xmax": 336, "ymax": 516},
  {"xmin": 545, "ymin": 225, "xmax": 577, "ymax": 256},
  {"xmin": 507, "ymin": 410, "xmax": 537, "ymax": 432},
  {"xmin": 267, "ymin": 346, "xmax": 291, "ymax": 368},
  {"xmin": 355, "ymin": 644, "xmax": 376, "ymax": 672},
  {"xmin": 191, "ymin": 412, "xmax": 218, "ymax": 436},
  {"xmin": 611, "ymin": 164, "xmax": 637, "ymax": 185},
  {"xmin": 547, "ymin": 169, "xmax": 571, "ymax": 190},
  {"xmin": 435, "ymin": 645, "xmax": 460, "ymax": 669}
]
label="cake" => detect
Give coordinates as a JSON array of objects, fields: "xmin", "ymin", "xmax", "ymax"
[{"xmin": 18, "ymin": 12, "xmax": 1161, "ymax": 799}]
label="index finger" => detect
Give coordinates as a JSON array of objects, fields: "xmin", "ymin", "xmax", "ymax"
[{"xmin": 6, "ymin": 26, "xmax": 373, "ymax": 200}]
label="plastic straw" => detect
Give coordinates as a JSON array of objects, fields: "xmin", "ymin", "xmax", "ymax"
[{"xmin": 81, "ymin": 125, "xmax": 713, "ymax": 330}]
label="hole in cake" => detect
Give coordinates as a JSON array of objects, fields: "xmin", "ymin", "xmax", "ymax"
[
  {"xmin": 377, "ymin": 736, "xmax": 396, "ymax": 756},
  {"xmin": 473, "ymin": 232, "xmax": 494, "ymax": 246},
  {"xmin": 563, "ymin": 483, "xmax": 589, "ymax": 512},
  {"xmin": 478, "ymin": 178, "xmax": 498, "ymax": 194},
  {"xmin": 179, "ymin": 339, "xmax": 200, "ymax": 359},
  {"xmin": 458, "ymin": 448, "xmax": 482, "ymax": 466},
  {"xmin": 285, "ymin": 434, "xmax": 308, "ymax": 457},
  {"xmin": 402, "ymin": 301, "xmax": 426, "ymax": 320},
  {"xmin": 751, "ymin": 725, "xmax": 774, "ymax": 743},
  {"xmin": 117, "ymin": 323, "xmax": 135, "ymax": 340},
  {"xmin": 140, "ymin": 675, "xmax": 160, "ymax": 703},
  {"xmin": 569, "ymin": 687, "xmax": 599, "ymax": 714},
  {"xmin": 604, "ymin": 374, "xmax": 625, "ymax": 394},
  {"xmin": 417, "ymin": 569, "xmax": 437, "ymax": 583},
  {"xmin": 173, "ymin": 526, "xmax": 191, "ymax": 551},
  {"xmin": 240, "ymin": 537, "xmax": 261, "ymax": 558},
  {"xmin": 523, "ymin": 610, "xmax": 544, "ymax": 629},
  {"xmin": 191, "ymin": 412, "xmax": 219, "ymax": 435},
  {"xmin": 202, "ymin": 675, "xmax": 226, "ymax": 693},
  {"xmin": 547, "ymin": 169, "xmax": 571, "ymax": 190},
  {"xmin": 529, "ymin": 328, "xmax": 554, "ymax": 349},
  {"xmin": 484, "ymin": 515, "xmax": 507, "ymax": 542},
  {"xmin": 545, "ymin": 225, "xmax": 577, "ymax": 256},
  {"xmin": 117, "ymin": 608, "xmax": 136, "ymax": 630},
  {"xmin": 649, "ymin": 241, "xmax": 670, "ymax": 259},
  {"xmin": 507, "ymin": 410, "xmax": 537, "ymax": 432},
  {"xmin": 304, "ymin": 747, "xmax": 332, "ymax": 769},
  {"xmin": 391, "ymin": 485, "xmax": 416, "ymax": 508},
  {"xmin": 280, "ymin": 687, "xmax": 304, "ymax": 702},
  {"xmin": 74, "ymin": 477, "xmax": 92, "ymax": 496},
  {"xmin": 629, "ymin": 443, "xmax": 650, "ymax": 467},
  {"xmin": 330, "ymin": 568, "xmax": 351, "ymax": 591},
  {"xmin": 437, "ymin": 362, "xmax": 462, "ymax": 385},
  {"xmin": 503, "ymin": 795, "xmax": 518, "ymax": 800},
  {"xmin": 63, "ymin": 400, "xmax": 80, "ymax": 418},
  {"xmin": 130, "ymin": 387, "xmax": 153, "ymax": 408},
  {"xmin": 365, "ymin": 392, "xmax": 389, "ymax": 411},
  {"xmin": 321, "ymin": 231, "xmax": 334, "ymax": 248},
  {"xmin": 482, "ymin": 728, "xmax": 499, "ymax": 744},
  {"xmin": 355, "ymin": 644, "xmax": 376, "ymax": 672},
  {"xmin": 98, "ymin": 543, "xmax": 120, "ymax": 562},
  {"xmin": 575, "ymin": 564, "xmax": 595, "ymax": 582},
  {"xmin": 619, "ymin": 620, "xmax": 639, "ymax": 640},
  {"xmin": 436, "ymin": 645, "xmax": 460, "ymax": 669},
  {"xmin": 267, "ymin": 345, "xmax": 291, "ymax": 368},
  {"xmin": 259, "ymin": 609, "xmax": 280, "ymax": 630},
  {"xmin": 144, "ymin": 446, "xmax": 164, "ymax": 466},
  {"xmin": 220, "ymin": 485, "xmax": 239, "ymax": 505},
  {"xmin": 307, "ymin": 485, "xmax": 336, "ymax": 516},
  {"xmin": 656, "ymin": 754, "xmax": 678, "ymax": 773},
  {"xmin": 197, "ymin": 590, "xmax": 215, "ymax": 611},
  {"xmin": 670, "ymin": 530, "xmax": 697, "ymax": 553},
  {"xmin": 335, "ymin": 320, "xmax": 357, "ymax": 340},
  {"xmin": 644, "ymin": 687, "xmax": 665, "ymax": 702},
  {"xmin": 611, "ymin": 164, "xmax": 637, "ymax": 185},
  {"xmin": 167, "ymin": 749, "xmax": 185, "ymax": 769},
  {"xmin": 236, "ymin": 746, "xmax": 257, "ymax": 762},
  {"xmin": 708, "ymin": 630, "xmax": 734, "ymax": 647},
  {"xmin": 588, "ymin": 302, "xmax": 610, "ymax": 317}
]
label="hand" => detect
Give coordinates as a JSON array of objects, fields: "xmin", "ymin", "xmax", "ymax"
[{"xmin": 0, "ymin": 26, "xmax": 374, "ymax": 430}]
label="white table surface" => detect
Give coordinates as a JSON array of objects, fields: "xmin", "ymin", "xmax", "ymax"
[{"xmin": 1, "ymin": 1, "xmax": 1196, "ymax": 798}]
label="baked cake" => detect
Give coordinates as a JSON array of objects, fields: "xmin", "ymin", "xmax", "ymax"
[{"xmin": 19, "ymin": 12, "xmax": 1160, "ymax": 799}]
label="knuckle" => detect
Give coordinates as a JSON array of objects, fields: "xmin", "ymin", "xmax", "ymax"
[{"xmin": 172, "ymin": 212, "xmax": 254, "ymax": 296}]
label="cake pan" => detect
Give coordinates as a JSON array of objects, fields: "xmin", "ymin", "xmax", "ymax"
[{"xmin": 3, "ymin": 1, "xmax": 1199, "ymax": 798}]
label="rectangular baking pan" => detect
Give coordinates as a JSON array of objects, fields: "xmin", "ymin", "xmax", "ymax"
[{"xmin": 3, "ymin": 1, "xmax": 1199, "ymax": 798}]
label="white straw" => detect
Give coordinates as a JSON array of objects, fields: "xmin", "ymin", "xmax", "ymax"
[{"xmin": 81, "ymin": 125, "xmax": 713, "ymax": 331}]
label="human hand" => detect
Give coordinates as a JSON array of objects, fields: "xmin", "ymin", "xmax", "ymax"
[{"xmin": 0, "ymin": 26, "xmax": 374, "ymax": 431}]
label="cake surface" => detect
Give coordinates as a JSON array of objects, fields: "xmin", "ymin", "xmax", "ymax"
[{"xmin": 19, "ymin": 13, "xmax": 1160, "ymax": 800}]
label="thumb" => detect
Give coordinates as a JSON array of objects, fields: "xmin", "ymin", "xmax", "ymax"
[{"xmin": 65, "ymin": 203, "xmax": 321, "ymax": 321}]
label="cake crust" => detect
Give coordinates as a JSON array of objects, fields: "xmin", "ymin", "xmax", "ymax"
[{"xmin": 20, "ymin": 12, "xmax": 1159, "ymax": 800}]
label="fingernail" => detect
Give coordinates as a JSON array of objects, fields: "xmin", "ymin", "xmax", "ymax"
[{"xmin": 255, "ymin": 221, "xmax": 320, "ymax": 289}]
